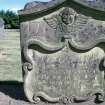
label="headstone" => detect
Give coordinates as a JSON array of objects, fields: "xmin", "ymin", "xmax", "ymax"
[
  {"xmin": 0, "ymin": 18, "xmax": 4, "ymax": 38},
  {"xmin": 19, "ymin": 0, "xmax": 105, "ymax": 104},
  {"xmin": 0, "ymin": 18, "xmax": 4, "ymax": 29}
]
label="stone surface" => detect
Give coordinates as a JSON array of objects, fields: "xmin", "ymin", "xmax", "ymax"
[
  {"xmin": 19, "ymin": 0, "xmax": 105, "ymax": 105},
  {"xmin": 0, "ymin": 84, "xmax": 105, "ymax": 105},
  {"xmin": 0, "ymin": 18, "xmax": 5, "ymax": 38},
  {"xmin": 18, "ymin": 0, "xmax": 105, "ymax": 16},
  {"xmin": 74, "ymin": 0, "xmax": 105, "ymax": 11},
  {"xmin": 0, "ymin": 18, "xmax": 4, "ymax": 28},
  {"xmin": 18, "ymin": 0, "xmax": 65, "ymax": 15},
  {"xmin": 24, "ymin": 0, "xmax": 65, "ymax": 10}
]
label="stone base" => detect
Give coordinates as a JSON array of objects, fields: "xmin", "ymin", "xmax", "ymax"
[{"xmin": 0, "ymin": 84, "xmax": 105, "ymax": 105}]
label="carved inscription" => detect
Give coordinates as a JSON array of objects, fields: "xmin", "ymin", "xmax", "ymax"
[
  {"xmin": 29, "ymin": 47, "xmax": 105, "ymax": 98},
  {"xmin": 21, "ymin": 7, "xmax": 105, "ymax": 104}
]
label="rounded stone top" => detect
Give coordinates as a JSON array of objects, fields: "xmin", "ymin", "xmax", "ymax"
[
  {"xmin": 23, "ymin": 0, "xmax": 105, "ymax": 11},
  {"xmin": 24, "ymin": 1, "xmax": 48, "ymax": 10},
  {"xmin": 18, "ymin": 0, "xmax": 65, "ymax": 15},
  {"xmin": 18, "ymin": 0, "xmax": 105, "ymax": 16},
  {"xmin": 24, "ymin": 0, "xmax": 66, "ymax": 10}
]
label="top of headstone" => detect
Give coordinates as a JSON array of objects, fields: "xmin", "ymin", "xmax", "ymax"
[
  {"xmin": 74, "ymin": 0, "xmax": 105, "ymax": 12},
  {"xmin": 18, "ymin": 0, "xmax": 65, "ymax": 15},
  {"xmin": 18, "ymin": 0, "xmax": 105, "ymax": 16}
]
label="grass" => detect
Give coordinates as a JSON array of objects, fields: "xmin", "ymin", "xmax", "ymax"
[{"xmin": 0, "ymin": 29, "xmax": 23, "ymax": 82}]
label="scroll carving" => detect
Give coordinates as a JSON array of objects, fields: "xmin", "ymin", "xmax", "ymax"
[{"xmin": 22, "ymin": 7, "xmax": 105, "ymax": 104}]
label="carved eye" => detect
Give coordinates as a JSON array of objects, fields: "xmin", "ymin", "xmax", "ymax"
[{"xmin": 60, "ymin": 8, "xmax": 76, "ymax": 25}]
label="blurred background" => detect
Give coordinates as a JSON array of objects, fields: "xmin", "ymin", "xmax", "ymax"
[
  {"xmin": 0, "ymin": 0, "xmax": 49, "ymax": 82},
  {"xmin": 0, "ymin": 0, "xmax": 50, "ymax": 29}
]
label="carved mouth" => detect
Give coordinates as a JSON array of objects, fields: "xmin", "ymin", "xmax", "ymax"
[{"xmin": 62, "ymin": 15, "xmax": 75, "ymax": 26}]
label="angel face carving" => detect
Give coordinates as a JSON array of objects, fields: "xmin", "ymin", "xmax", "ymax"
[
  {"xmin": 44, "ymin": 7, "xmax": 91, "ymax": 43},
  {"xmin": 60, "ymin": 8, "xmax": 76, "ymax": 25}
]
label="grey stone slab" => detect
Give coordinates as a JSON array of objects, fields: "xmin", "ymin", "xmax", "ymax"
[
  {"xmin": 0, "ymin": 18, "xmax": 4, "ymax": 29},
  {"xmin": 19, "ymin": 0, "xmax": 105, "ymax": 105},
  {"xmin": 18, "ymin": 0, "xmax": 65, "ymax": 15},
  {"xmin": 74, "ymin": 0, "xmax": 105, "ymax": 12},
  {"xmin": 0, "ymin": 18, "xmax": 5, "ymax": 38},
  {"xmin": 18, "ymin": 0, "xmax": 105, "ymax": 17},
  {"xmin": 0, "ymin": 86, "xmax": 105, "ymax": 105}
]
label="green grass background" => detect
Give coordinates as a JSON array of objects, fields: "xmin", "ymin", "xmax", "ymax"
[{"xmin": 0, "ymin": 30, "xmax": 22, "ymax": 83}]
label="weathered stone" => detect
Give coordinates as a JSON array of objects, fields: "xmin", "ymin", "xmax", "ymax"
[
  {"xmin": 1, "ymin": 84, "xmax": 105, "ymax": 105},
  {"xmin": 74, "ymin": 0, "xmax": 105, "ymax": 12},
  {"xmin": 0, "ymin": 18, "xmax": 5, "ymax": 38},
  {"xmin": 0, "ymin": 18, "xmax": 4, "ymax": 29},
  {"xmin": 19, "ymin": 0, "xmax": 105, "ymax": 104}
]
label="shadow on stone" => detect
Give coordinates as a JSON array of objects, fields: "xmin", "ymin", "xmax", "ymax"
[
  {"xmin": 0, "ymin": 81, "xmax": 28, "ymax": 101},
  {"xmin": 94, "ymin": 93, "xmax": 105, "ymax": 104}
]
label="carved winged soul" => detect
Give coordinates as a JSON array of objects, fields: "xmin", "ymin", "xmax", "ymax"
[
  {"xmin": 21, "ymin": 6, "xmax": 105, "ymax": 104},
  {"xmin": 44, "ymin": 7, "xmax": 92, "ymax": 48}
]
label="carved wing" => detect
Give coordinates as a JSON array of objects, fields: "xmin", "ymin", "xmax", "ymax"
[
  {"xmin": 43, "ymin": 15, "xmax": 58, "ymax": 30},
  {"xmin": 69, "ymin": 14, "xmax": 105, "ymax": 50},
  {"xmin": 69, "ymin": 14, "xmax": 91, "ymax": 33}
]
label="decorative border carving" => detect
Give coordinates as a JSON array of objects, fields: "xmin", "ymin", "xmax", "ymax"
[
  {"xmin": 23, "ymin": 38, "xmax": 105, "ymax": 104},
  {"xmin": 22, "ymin": 7, "xmax": 105, "ymax": 104},
  {"xmin": 32, "ymin": 91, "xmax": 105, "ymax": 104},
  {"xmin": 23, "ymin": 38, "xmax": 65, "ymax": 72}
]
